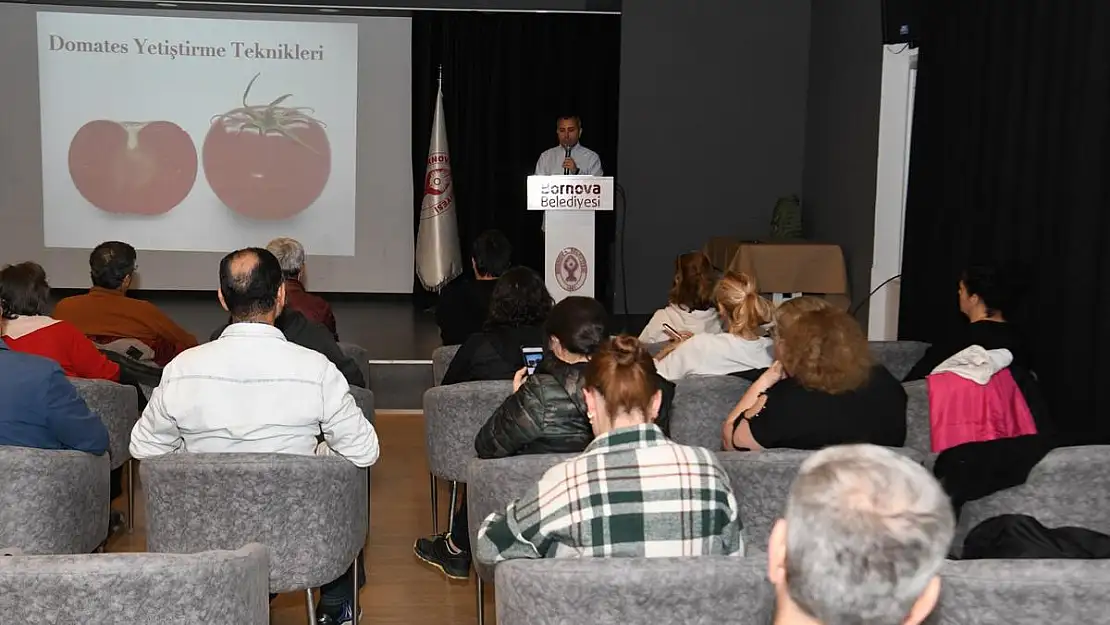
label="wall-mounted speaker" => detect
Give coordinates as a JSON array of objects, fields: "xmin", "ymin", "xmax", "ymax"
[{"xmin": 881, "ymin": 0, "xmax": 917, "ymax": 45}]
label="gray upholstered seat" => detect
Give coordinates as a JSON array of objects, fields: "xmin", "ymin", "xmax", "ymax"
[
  {"xmin": 70, "ymin": 377, "xmax": 141, "ymax": 530},
  {"xmin": 869, "ymin": 340, "xmax": 930, "ymax": 380},
  {"xmin": 0, "ymin": 544, "xmax": 271, "ymax": 624},
  {"xmin": 904, "ymin": 379, "xmax": 931, "ymax": 454},
  {"xmin": 423, "ymin": 380, "xmax": 512, "ymax": 533},
  {"xmin": 717, "ymin": 448, "xmax": 925, "ymax": 554},
  {"xmin": 953, "ymin": 445, "xmax": 1110, "ymax": 553},
  {"xmin": 432, "ymin": 345, "xmax": 461, "ymax": 386},
  {"xmin": 495, "ymin": 557, "xmax": 772, "ymax": 625},
  {"xmin": 932, "ymin": 559, "xmax": 1110, "ymax": 624},
  {"xmin": 141, "ymin": 453, "xmax": 368, "ymax": 624},
  {"xmin": 337, "ymin": 342, "xmax": 370, "ymax": 388},
  {"xmin": 468, "ymin": 453, "xmax": 572, "ymax": 625},
  {"xmin": 68, "ymin": 378, "xmax": 138, "ymax": 472},
  {"xmin": 348, "ymin": 386, "xmax": 376, "ymax": 425},
  {"xmin": 670, "ymin": 376, "xmax": 752, "ymax": 449},
  {"xmin": 0, "ymin": 446, "xmax": 110, "ymax": 555}
]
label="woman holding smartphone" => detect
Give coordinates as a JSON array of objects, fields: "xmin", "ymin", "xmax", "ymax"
[{"xmin": 415, "ymin": 296, "xmax": 677, "ymax": 581}]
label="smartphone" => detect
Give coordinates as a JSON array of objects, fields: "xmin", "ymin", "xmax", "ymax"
[
  {"xmin": 522, "ymin": 347, "xmax": 544, "ymax": 375},
  {"xmin": 662, "ymin": 323, "xmax": 683, "ymax": 340}
]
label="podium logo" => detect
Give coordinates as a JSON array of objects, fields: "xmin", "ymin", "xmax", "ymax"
[
  {"xmin": 540, "ymin": 183, "xmax": 602, "ymax": 209},
  {"xmin": 555, "ymin": 247, "xmax": 588, "ymax": 293}
]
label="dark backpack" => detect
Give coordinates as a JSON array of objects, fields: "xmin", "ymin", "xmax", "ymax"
[{"xmin": 962, "ymin": 514, "xmax": 1110, "ymax": 560}]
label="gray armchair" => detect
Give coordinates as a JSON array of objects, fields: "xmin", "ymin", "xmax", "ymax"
[
  {"xmin": 337, "ymin": 342, "xmax": 370, "ymax": 388},
  {"xmin": 141, "ymin": 453, "xmax": 368, "ymax": 624},
  {"xmin": 423, "ymin": 380, "xmax": 512, "ymax": 534},
  {"xmin": 0, "ymin": 446, "xmax": 109, "ymax": 554},
  {"xmin": 431, "ymin": 345, "xmax": 461, "ymax": 386},
  {"xmin": 718, "ymin": 448, "xmax": 925, "ymax": 553},
  {"xmin": 70, "ymin": 377, "xmax": 140, "ymax": 531},
  {"xmin": 953, "ymin": 445, "xmax": 1110, "ymax": 555},
  {"xmin": 467, "ymin": 453, "xmax": 571, "ymax": 625},
  {"xmin": 0, "ymin": 544, "xmax": 270, "ymax": 624},
  {"xmin": 934, "ymin": 559, "xmax": 1110, "ymax": 624},
  {"xmin": 496, "ymin": 557, "xmax": 771, "ymax": 625}
]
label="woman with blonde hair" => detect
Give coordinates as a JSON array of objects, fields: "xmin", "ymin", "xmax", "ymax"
[
  {"xmin": 638, "ymin": 252, "xmax": 724, "ymax": 344},
  {"xmin": 654, "ymin": 271, "xmax": 774, "ymax": 380},
  {"xmin": 722, "ymin": 296, "xmax": 906, "ymax": 451}
]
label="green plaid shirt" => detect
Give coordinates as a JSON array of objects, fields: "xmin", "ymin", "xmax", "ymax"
[{"xmin": 475, "ymin": 424, "xmax": 743, "ymax": 564}]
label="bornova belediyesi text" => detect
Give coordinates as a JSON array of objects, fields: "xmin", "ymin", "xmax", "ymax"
[{"xmin": 48, "ymin": 36, "xmax": 326, "ymax": 61}]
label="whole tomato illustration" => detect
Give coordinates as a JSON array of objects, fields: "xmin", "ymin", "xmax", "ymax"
[
  {"xmin": 203, "ymin": 73, "xmax": 331, "ymax": 220},
  {"xmin": 68, "ymin": 120, "xmax": 197, "ymax": 215}
]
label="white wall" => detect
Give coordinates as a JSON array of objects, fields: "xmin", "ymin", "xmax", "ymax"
[{"xmin": 868, "ymin": 45, "xmax": 918, "ymax": 339}]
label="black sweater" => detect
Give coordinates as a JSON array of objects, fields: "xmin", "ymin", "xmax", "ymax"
[{"xmin": 904, "ymin": 320, "xmax": 1029, "ymax": 381}]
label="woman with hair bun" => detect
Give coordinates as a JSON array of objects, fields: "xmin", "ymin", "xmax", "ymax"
[
  {"xmin": 474, "ymin": 335, "xmax": 742, "ymax": 564},
  {"xmin": 654, "ymin": 271, "xmax": 774, "ymax": 380}
]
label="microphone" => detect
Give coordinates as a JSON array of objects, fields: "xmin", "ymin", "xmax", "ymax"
[{"xmin": 564, "ymin": 146, "xmax": 572, "ymax": 175}]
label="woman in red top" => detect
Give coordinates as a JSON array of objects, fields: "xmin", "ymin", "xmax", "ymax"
[{"xmin": 0, "ymin": 262, "xmax": 119, "ymax": 382}]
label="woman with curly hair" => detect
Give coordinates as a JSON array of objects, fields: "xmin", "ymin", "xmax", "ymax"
[
  {"xmin": 722, "ymin": 296, "xmax": 906, "ymax": 451},
  {"xmin": 440, "ymin": 266, "xmax": 554, "ymax": 385}
]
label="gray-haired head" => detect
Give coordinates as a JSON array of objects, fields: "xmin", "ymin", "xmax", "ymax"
[
  {"xmin": 266, "ymin": 237, "xmax": 306, "ymax": 280},
  {"xmin": 769, "ymin": 445, "xmax": 955, "ymax": 625}
]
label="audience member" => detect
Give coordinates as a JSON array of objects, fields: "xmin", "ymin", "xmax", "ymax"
[
  {"xmin": 723, "ymin": 297, "xmax": 906, "ymax": 451},
  {"xmin": 904, "ymin": 265, "xmax": 1029, "ymax": 381},
  {"xmin": 436, "ymin": 230, "xmax": 512, "ymax": 345},
  {"xmin": 0, "ymin": 262, "xmax": 119, "ymax": 381},
  {"xmin": 209, "ymin": 309, "xmax": 365, "ymax": 388},
  {"xmin": 440, "ymin": 266, "xmax": 553, "ymax": 385},
  {"xmin": 767, "ymin": 444, "xmax": 954, "ymax": 625},
  {"xmin": 53, "ymin": 241, "xmax": 197, "ymax": 366},
  {"xmin": 655, "ymin": 271, "xmax": 773, "ymax": 379},
  {"xmin": 474, "ymin": 335, "xmax": 742, "ymax": 565},
  {"xmin": 266, "ymin": 236, "xmax": 338, "ymax": 340},
  {"xmin": 416, "ymin": 297, "xmax": 677, "ymax": 580},
  {"xmin": 638, "ymin": 251, "xmax": 723, "ymax": 344},
  {"xmin": 129, "ymin": 247, "xmax": 378, "ymax": 625},
  {"xmin": 0, "ymin": 298, "xmax": 109, "ymax": 455}
]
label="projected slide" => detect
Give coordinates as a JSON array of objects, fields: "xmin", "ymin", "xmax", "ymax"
[{"xmin": 37, "ymin": 12, "xmax": 358, "ymax": 255}]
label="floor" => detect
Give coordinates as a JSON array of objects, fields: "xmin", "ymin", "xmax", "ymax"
[{"xmin": 106, "ymin": 412, "xmax": 491, "ymax": 625}]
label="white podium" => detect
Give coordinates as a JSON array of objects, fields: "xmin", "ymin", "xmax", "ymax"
[{"xmin": 527, "ymin": 175, "xmax": 614, "ymax": 301}]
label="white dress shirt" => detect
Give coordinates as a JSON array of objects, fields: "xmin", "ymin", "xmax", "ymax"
[
  {"xmin": 130, "ymin": 322, "xmax": 379, "ymax": 467},
  {"xmin": 655, "ymin": 333, "xmax": 774, "ymax": 381},
  {"xmin": 534, "ymin": 144, "xmax": 603, "ymax": 176}
]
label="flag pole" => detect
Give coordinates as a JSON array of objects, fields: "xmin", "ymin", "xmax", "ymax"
[{"xmin": 437, "ymin": 63, "xmax": 443, "ymax": 89}]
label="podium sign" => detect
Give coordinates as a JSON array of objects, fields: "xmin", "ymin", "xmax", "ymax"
[{"xmin": 527, "ymin": 175, "xmax": 614, "ymax": 302}]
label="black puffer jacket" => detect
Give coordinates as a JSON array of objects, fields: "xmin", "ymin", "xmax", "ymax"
[{"xmin": 474, "ymin": 357, "xmax": 675, "ymax": 459}]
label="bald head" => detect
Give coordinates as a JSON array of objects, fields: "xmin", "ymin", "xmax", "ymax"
[{"xmin": 218, "ymin": 247, "xmax": 285, "ymax": 322}]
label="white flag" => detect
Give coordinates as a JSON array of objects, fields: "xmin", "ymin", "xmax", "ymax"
[{"xmin": 415, "ymin": 79, "xmax": 462, "ymax": 292}]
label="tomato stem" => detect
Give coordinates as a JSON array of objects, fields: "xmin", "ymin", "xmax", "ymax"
[{"xmin": 212, "ymin": 73, "xmax": 326, "ymax": 155}]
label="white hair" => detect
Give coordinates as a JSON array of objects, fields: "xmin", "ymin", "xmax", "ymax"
[
  {"xmin": 784, "ymin": 445, "xmax": 955, "ymax": 625},
  {"xmin": 265, "ymin": 237, "xmax": 306, "ymax": 278}
]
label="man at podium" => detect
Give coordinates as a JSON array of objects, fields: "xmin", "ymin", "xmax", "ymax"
[{"xmin": 534, "ymin": 115, "xmax": 604, "ymax": 176}]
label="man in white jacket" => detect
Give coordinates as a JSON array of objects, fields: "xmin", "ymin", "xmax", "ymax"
[{"xmin": 130, "ymin": 247, "xmax": 377, "ymax": 625}]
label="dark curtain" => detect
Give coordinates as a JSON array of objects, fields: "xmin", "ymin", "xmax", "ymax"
[
  {"xmin": 411, "ymin": 11, "xmax": 621, "ymax": 308},
  {"xmin": 900, "ymin": 0, "xmax": 1110, "ymax": 436}
]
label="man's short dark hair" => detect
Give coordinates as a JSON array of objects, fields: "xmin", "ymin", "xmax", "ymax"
[
  {"xmin": 219, "ymin": 248, "xmax": 284, "ymax": 321},
  {"xmin": 89, "ymin": 241, "xmax": 137, "ymax": 290},
  {"xmin": 471, "ymin": 230, "xmax": 512, "ymax": 278},
  {"xmin": 0, "ymin": 262, "xmax": 51, "ymax": 319},
  {"xmin": 557, "ymin": 115, "xmax": 582, "ymax": 128}
]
